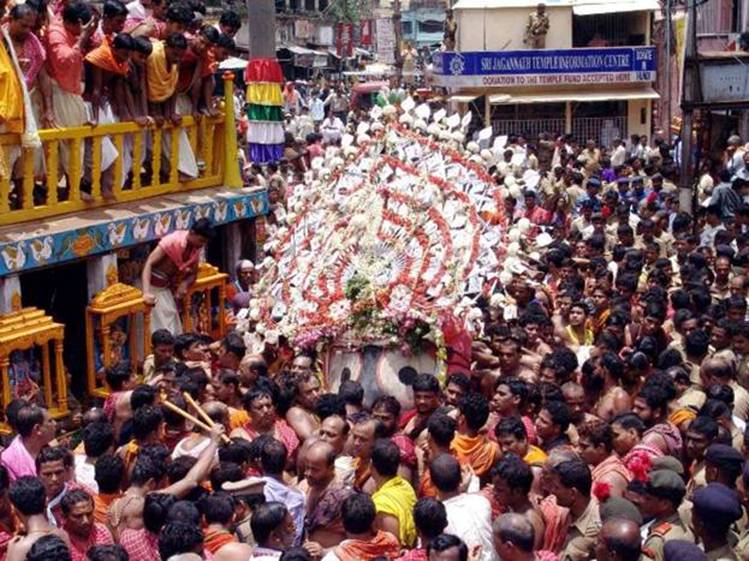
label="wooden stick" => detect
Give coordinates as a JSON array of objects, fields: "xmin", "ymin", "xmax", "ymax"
[
  {"xmin": 164, "ymin": 392, "xmax": 231, "ymax": 443},
  {"xmin": 182, "ymin": 392, "xmax": 231, "ymax": 444},
  {"xmin": 183, "ymin": 391, "xmax": 216, "ymax": 429},
  {"xmin": 161, "ymin": 398, "xmax": 214, "ymax": 433}
]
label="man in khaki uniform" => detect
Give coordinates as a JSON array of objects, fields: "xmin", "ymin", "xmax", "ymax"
[
  {"xmin": 524, "ymin": 3, "xmax": 550, "ymax": 49},
  {"xmin": 547, "ymin": 459, "xmax": 601, "ymax": 561},
  {"xmin": 640, "ymin": 470, "xmax": 695, "ymax": 561},
  {"xmin": 684, "ymin": 417, "xmax": 720, "ymax": 499},
  {"xmin": 693, "ymin": 483, "xmax": 743, "ymax": 561},
  {"xmin": 732, "ymin": 323, "xmax": 749, "ymax": 389}
]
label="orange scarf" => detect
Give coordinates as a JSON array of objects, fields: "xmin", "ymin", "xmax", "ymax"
[
  {"xmin": 668, "ymin": 407, "xmax": 697, "ymax": 428},
  {"xmin": 204, "ymin": 529, "xmax": 237, "ymax": 554},
  {"xmin": 93, "ymin": 492, "xmax": 121, "ymax": 525},
  {"xmin": 353, "ymin": 457, "xmax": 372, "ymax": 489},
  {"xmin": 451, "ymin": 433, "xmax": 499, "ymax": 477},
  {"xmin": 122, "ymin": 441, "xmax": 139, "ymax": 474},
  {"xmin": 419, "ymin": 450, "xmax": 469, "ymax": 498},
  {"xmin": 229, "ymin": 408, "xmax": 250, "ymax": 431},
  {"xmin": 84, "ymin": 39, "xmax": 129, "ymax": 75},
  {"xmin": 335, "ymin": 531, "xmax": 401, "ymax": 561}
]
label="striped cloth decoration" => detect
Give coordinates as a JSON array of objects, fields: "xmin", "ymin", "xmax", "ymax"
[{"xmin": 244, "ymin": 58, "xmax": 284, "ymax": 164}]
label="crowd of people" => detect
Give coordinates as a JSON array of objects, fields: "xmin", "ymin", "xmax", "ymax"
[
  {"xmin": 0, "ymin": 0, "xmax": 241, "ymax": 202},
  {"xmin": 132, "ymin": 91, "xmax": 749, "ymax": 561},
  {"xmin": 9, "ymin": 12, "xmax": 749, "ymax": 561}
]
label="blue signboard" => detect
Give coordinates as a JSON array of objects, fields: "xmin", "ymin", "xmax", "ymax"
[{"xmin": 432, "ymin": 46, "xmax": 656, "ymax": 88}]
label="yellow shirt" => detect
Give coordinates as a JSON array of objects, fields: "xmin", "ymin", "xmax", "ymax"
[
  {"xmin": 0, "ymin": 39, "xmax": 23, "ymax": 133},
  {"xmin": 146, "ymin": 40, "xmax": 178, "ymax": 102},
  {"xmin": 524, "ymin": 445, "xmax": 548, "ymax": 467},
  {"xmin": 372, "ymin": 475, "xmax": 417, "ymax": 547}
]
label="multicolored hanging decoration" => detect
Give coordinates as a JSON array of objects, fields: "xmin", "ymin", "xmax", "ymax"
[{"xmin": 244, "ymin": 58, "xmax": 284, "ymax": 164}]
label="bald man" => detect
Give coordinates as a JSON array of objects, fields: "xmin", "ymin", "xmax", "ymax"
[
  {"xmin": 302, "ymin": 441, "xmax": 355, "ymax": 557},
  {"xmin": 238, "ymin": 355, "xmax": 268, "ymax": 389},
  {"xmin": 594, "ymin": 518, "xmax": 642, "ymax": 561},
  {"xmin": 492, "ymin": 514, "xmax": 536, "ymax": 561}
]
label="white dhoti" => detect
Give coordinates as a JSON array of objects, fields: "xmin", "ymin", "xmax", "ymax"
[
  {"xmin": 84, "ymin": 100, "xmax": 118, "ymax": 173},
  {"xmin": 160, "ymin": 93, "xmax": 198, "ymax": 179},
  {"xmin": 122, "ymin": 129, "xmax": 148, "ymax": 187},
  {"xmin": 49, "ymin": 80, "xmax": 87, "ymax": 175},
  {"xmin": 150, "ymin": 285, "xmax": 183, "ymax": 335},
  {"xmin": 29, "ymin": 89, "xmax": 47, "ymax": 178}
]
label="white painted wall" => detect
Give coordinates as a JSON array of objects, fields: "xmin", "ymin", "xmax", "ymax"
[{"xmin": 456, "ymin": 6, "xmax": 573, "ymax": 51}]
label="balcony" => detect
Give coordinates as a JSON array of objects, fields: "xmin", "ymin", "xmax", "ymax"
[{"xmin": 0, "ymin": 74, "xmax": 242, "ymax": 228}]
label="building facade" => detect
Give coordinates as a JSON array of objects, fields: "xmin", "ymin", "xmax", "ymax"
[{"xmin": 433, "ymin": 0, "xmax": 660, "ymax": 146}]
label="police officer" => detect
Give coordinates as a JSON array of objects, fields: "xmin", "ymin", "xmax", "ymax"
[
  {"xmin": 664, "ymin": 541, "xmax": 708, "ymax": 561},
  {"xmin": 704, "ymin": 444, "xmax": 744, "ymax": 489},
  {"xmin": 641, "ymin": 470, "xmax": 695, "ymax": 561},
  {"xmin": 693, "ymin": 483, "xmax": 743, "ymax": 561}
]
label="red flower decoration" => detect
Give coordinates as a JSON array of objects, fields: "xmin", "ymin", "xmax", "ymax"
[{"xmin": 593, "ymin": 481, "xmax": 612, "ymax": 502}]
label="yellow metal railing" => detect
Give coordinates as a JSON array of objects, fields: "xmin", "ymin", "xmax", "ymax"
[{"xmin": 0, "ymin": 72, "xmax": 242, "ymax": 226}]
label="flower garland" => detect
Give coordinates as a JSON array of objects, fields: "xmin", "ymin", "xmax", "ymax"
[{"xmin": 249, "ymin": 120, "xmax": 509, "ymax": 370}]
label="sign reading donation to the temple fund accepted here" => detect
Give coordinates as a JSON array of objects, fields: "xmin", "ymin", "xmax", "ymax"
[{"xmin": 432, "ymin": 46, "xmax": 657, "ymax": 88}]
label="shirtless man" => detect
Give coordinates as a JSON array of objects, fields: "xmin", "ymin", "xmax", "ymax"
[
  {"xmin": 519, "ymin": 313, "xmax": 553, "ymax": 359},
  {"xmin": 495, "ymin": 339, "xmax": 537, "ymax": 383},
  {"xmin": 82, "ymin": 32, "xmax": 134, "ymax": 199},
  {"xmin": 593, "ymin": 353, "xmax": 631, "ymax": 422},
  {"xmin": 561, "ymin": 382, "xmax": 598, "ymax": 445},
  {"xmin": 141, "ymin": 218, "xmax": 215, "ymax": 335},
  {"xmin": 491, "ymin": 454, "xmax": 545, "ymax": 550},
  {"xmin": 286, "ymin": 372, "xmax": 321, "ymax": 441},
  {"xmin": 6, "ymin": 477, "xmax": 70, "ymax": 561}
]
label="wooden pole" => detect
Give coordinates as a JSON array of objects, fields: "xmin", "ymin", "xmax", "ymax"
[
  {"xmin": 678, "ymin": 0, "xmax": 698, "ymax": 215},
  {"xmin": 222, "ymin": 72, "xmax": 243, "ymax": 188},
  {"xmin": 161, "ymin": 394, "xmax": 230, "ymax": 443},
  {"xmin": 249, "ymin": 0, "xmax": 277, "ymax": 60},
  {"xmin": 393, "ymin": 0, "xmax": 403, "ymax": 82},
  {"xmin": 183, "ymin": 391, "xmax": 217, "ymax": 429}
]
